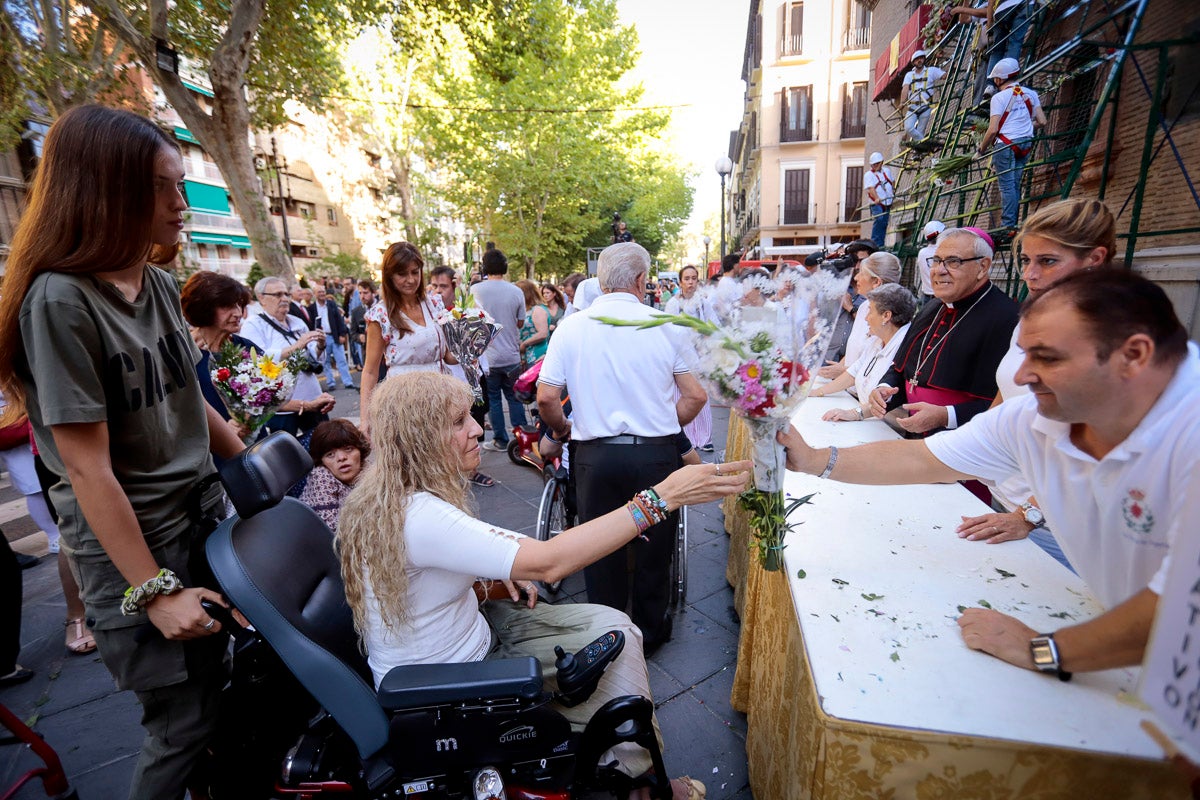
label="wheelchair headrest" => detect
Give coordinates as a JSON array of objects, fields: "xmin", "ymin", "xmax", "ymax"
[{"xmin": 219, "ymin": 431, "xmax": 313, "ymax": 518}]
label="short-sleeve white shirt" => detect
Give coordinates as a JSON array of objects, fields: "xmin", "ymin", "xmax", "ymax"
[
  {"xmin": 926, "ymin": 346, "xmax": 1200, "ymax": 608},
  {"xmin": 990, "ymin": 83, "xmax": 1041, "ymax": 141},
  {"xmin": 864, "ymin": 167, "xmax": 895, "ymax": 206},
  {"xmin": 361, "ymin": 492, "xmax": 524, "ymax": 686},
  {"xmin": 916, "ymin": 243, "xmax": 938, "ymax": 296},
  {"xmin": 539, "ymin": 292, "xmax": 689, "ymax": 441},
  {"xmin": 902, "ymin": 65, "xmax": 946, "ymax": 107}
]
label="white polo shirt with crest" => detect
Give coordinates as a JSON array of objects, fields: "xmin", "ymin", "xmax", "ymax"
[{"xmin": 925, "ymin": 343, "xmax": 1200, "ymax": 609}]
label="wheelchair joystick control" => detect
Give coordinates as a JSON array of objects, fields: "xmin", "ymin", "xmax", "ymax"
[{"xmin": 554, "ymin": 630, "xmax": 625, "ymax": 708}]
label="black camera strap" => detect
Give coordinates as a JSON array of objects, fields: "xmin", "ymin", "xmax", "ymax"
[{"xmin": 258, "ymin": 312, "xmax": 301, "ymax": 342}]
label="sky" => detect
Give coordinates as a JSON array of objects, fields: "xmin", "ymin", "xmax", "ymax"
[{"xmin": 614, "ymin": 0, "xmax": 750, "ymax": 258}]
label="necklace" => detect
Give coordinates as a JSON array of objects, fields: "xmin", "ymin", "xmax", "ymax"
[{"xmin": 907, "ymin": 285, "xmax": 993, "ymax": 393}]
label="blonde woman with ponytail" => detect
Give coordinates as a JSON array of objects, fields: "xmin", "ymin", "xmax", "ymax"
[
  {"xmin": 957, "ymin": 198, "xmax": 1117, "ymax": 565},
  {"xmin": 338, "ymin": 372, "xmax": 749, "ymax": 799}
]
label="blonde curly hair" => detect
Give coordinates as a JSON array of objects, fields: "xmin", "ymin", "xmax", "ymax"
[{"xmin": 336, "ymin": 372, "xmax": 475, "ymax": 639}]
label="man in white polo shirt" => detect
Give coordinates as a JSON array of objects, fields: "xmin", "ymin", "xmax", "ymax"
[
  {"xmin": 537, "ymin": 242, "xmax": 706, "ymax": 651},
  {"xmin": 780, "ymin": 270, "xmax": 1197, "ymax": 680},
  {"xmin": 978, "ymin": 57, "xmax": 1046, "ymax": 230}
]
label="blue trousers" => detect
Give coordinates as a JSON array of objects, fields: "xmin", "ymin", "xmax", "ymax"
[
  {"xmin": 486, "ymin": 364, "xmax": 527, "ymax": 444},
  {"xmin": 992, "ymin": 140, "xmax": 1031, "ymax": 228},
  {"xmin": 322, "ymin": 333, "xmax": 355, "ymax": 388},
  {"xmin": 985, "ymin": 3, "xmax": 1032, "ymax": 80},
  {"xmin": 870, "ymin": 203, "xmax": 890, "ymax": 247}
]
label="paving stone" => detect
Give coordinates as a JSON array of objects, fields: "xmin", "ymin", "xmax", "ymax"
[
  {"xmin": 650, "ymin": 608, "xmax": 739, "ymax": 689},
  {"xmin": 655, "ymin": 689, "xmax": 750, "ymax": 800}
]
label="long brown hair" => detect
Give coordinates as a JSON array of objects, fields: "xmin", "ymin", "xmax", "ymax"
[
  {"xmin": 0, "ymin": 105, "xmax": 179, "ymax": 424},
  {"xmin": 378, "ymin": 241, "xmax": 426, "ymax": 339},
  {"xmin": 337, "ymin": 372, "xmax": 474, "ymax": 638}
]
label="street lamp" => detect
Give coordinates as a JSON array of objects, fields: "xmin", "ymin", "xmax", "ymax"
[
  {"xmin": 702, "ymin": 235, "xmax": 711, "ymax": 273},
  {"xmin": 715, "ymin": 156, "xmax": 733, "ymax": 259}
]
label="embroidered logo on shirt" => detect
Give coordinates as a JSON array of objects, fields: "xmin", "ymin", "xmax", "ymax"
[{"xmin": 1122, "ymin": 488, "xmax": 1155, "ymax": 535}]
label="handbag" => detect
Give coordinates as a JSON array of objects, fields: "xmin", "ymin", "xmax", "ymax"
[{"xmin": 0, "ymin": 417, "xmax": 31, "ymax": 451}]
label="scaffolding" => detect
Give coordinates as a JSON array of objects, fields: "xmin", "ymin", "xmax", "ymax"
[{"xmin": 880, "ymin": 0, "xmax": 1200, "ymax": 297}]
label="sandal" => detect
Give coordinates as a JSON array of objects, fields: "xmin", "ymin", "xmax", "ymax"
[
  {"xmin": 65, "ymin": 617, "xmax": 96, "ymax": 655},
  {"xmin": 469, "ymin": 472, "xmax": 495, "ymax": 487}
]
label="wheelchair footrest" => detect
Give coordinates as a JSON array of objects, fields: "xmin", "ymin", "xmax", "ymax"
[{"xmin": 378, "ymin": 657, "xmax": 543, "ymax": 710}]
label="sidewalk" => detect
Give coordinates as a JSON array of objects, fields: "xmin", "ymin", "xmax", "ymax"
[{"xmin": 1, "ymin": 398, "xmax": 750, "ymax": 799}]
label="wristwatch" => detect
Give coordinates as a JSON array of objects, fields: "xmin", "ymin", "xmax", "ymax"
[
  {"xmin": 1019, "ymin": 501, "xmax": 1045, "ymax": 527},
  {"xmin": 1029, "ymin": 633, "xmax": 1072, "ymax": 681}
]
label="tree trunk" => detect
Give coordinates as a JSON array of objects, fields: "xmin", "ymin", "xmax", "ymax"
[
  {"xmin": 391, "ymin": 151, "xmax": 418, "ymax": 244},
  {"xmin": 88, "ymin": 0, "xmax": 293, "ymax": 279}
]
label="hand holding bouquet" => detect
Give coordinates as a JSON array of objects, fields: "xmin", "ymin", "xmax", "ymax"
[{"xmin": 210, "ymin": 341, "xmax": 304, "ymax": 445}]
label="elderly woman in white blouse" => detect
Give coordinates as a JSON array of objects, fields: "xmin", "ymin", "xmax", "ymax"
[{"xmin": 811, "ymin": 283, "xmax": 916, "ymax": 421}]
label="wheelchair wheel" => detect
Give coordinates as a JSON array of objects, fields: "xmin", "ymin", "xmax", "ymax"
[
  {"xmin": 668, "ymin": 505, "xmax": 688, "ymax": 611},
  {"xmin": 506, "ymin": 438, "xmax": 524, "ymax": 466},
  {"xmin": 536, "ymin": 473, "xmax": 571, "ymax": 594}
]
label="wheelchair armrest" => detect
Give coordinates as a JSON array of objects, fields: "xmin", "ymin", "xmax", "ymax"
[{"xmin": 377, "ymin": 657, "xmax": 544, "ymax": 711}]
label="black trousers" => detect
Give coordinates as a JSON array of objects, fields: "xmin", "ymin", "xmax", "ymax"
[
  {"xmin": 0, "ymin": 531, "xmax": 20, "ymax": 674},
  {"xmin": 571, "ymin": 438, "xmax": 680, "ymax": 647}
]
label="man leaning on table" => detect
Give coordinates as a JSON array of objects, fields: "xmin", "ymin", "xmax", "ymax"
[{"xmin": 780, "ymin": 270, "xmax": 1198, "ymax": 679}]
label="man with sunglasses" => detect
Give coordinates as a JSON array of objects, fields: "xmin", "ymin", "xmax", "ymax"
[{"xmin": 868, "ymin": 228, "xmax": 1017, "ymax": 436}]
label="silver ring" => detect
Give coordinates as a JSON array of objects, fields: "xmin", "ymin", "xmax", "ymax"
[
  {"xmin": 715, "ymin": 464, "xmax": 722, "ymax": 476},
  {"xmin": 202, "ymin": 619, "xmax": 216, "ymax": 631}
]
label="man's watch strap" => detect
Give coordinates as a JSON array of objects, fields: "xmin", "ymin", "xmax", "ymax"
[{"xmin": 1030, "ymin": 633, "xmax": 1072, "ymax": 682}]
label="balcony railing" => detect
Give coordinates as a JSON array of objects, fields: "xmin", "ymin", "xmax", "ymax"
[
  {"xmin": 782, "ymin": 206, "xmax": 810, "ymax": 225},
  {"xmin": 843, "ymin": 27, "xmax": 871, "ymax": 51},
  {"xmin": 191, "ymin": 258, "xmax": 250, "ymax": 277},
  {"xmin": 186, "ymin": 212, "xmax": 247, "ymax": 232},
  {"xmin": 779, "ymin": 34, "xmax": 803, "ymax": 57},
  {"xmin": 780, "ymin": 125, "xmax": 813, "ymax": 143},
  {"xmin": 841, "ymin": 118, "xmax": 867, "ymax": 139}
]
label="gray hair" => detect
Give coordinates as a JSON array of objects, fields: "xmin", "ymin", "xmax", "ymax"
[
  {"xmin": 860, "ymin": 251, "xmax": 902, "ymax": 284},
  {"xmin": 254, "ymin": 276, "xmax": 287, "ymax": 298},
  {"xmin": 598, "ymin": 242, "xmax": 650, "ymax": 292},
  {"xmin": 867, "ymin": 284, "xmax": 918, "ymax": 327},
  {"xmin": 940, "ymin": 228, "xmax": 994, "ymax": 260}
]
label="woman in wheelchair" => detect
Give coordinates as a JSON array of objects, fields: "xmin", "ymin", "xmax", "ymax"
[{"xmin": 337, "ymin": 373, "xmax": 749, "ymax": 800}]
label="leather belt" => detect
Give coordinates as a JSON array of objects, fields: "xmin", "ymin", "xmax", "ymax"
[{"xmin": 581, "ymin": 434, "xmax": 676, "ymax": 446}]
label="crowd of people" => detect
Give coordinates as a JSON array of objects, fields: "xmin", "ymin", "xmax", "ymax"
[{"xmin": 0, "ymin": 98, "xmax": 1196, "ymax": 800}]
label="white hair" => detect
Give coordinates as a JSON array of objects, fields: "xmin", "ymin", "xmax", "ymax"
[
  {"xmin": 254, "ymin": 276, "xmax": 287, "ymax": 298},
  {"xmin": 598, "ymin": 242, "xmax": 650, "ymax": 292},
  {"xmin": 940, "ymin": 228, "xmax": 993, "ymax": 260}
]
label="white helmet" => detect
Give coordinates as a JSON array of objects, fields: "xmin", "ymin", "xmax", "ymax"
[
  {"xmin": 922, "ymin": 220, "xmax": 946, "ymax": 241},
  {"xmin": 869, "ymin": 152, "xmax": 884, "ymax": 164},
  {"xmin": 988, "ymin": 57, "xmax": 1020, "ymax": 80}
]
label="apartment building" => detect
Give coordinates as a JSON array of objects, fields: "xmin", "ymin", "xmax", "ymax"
[{"xmin": 727, "ymin": 0, "xmax": 873, "ymax": 260}]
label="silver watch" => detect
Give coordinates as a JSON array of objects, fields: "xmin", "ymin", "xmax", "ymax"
[
  {"xmin": 1019, "ymin": 502, "xmax": 1045, "ymax": 527},
  {"xmin": 1030, "ymin": 633, "xmax": 1072, "ymax": 681}
]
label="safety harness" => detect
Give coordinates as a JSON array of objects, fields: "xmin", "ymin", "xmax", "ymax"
[{"xmin": 995, "ymin": 85, "xmax": 1036, "ymax": 158}]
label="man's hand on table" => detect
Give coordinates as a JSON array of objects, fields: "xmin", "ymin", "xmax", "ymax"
[
  {"xmin": 957, "ymin": 608, "xmax": 1038, "ymax": 670},
  {"xmin": 778, "ymin": 425, "xmax": 825, "ymax": 474},
  {"xmin": 957, "ymin": 510, "xmax": 1034, "ymax": 543},
  {"xmin": 896, "ymin": 402, "xmax": 949, "ymax": 434}
]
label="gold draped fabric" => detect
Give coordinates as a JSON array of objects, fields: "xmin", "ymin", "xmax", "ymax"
[{"xmin": 723, "ymin": 414, "xmax": 1187, "ymax": 799}]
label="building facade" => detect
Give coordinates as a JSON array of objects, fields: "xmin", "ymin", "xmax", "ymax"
[{"xmin": 727, "ymin": 0, "xmax": 874, "ymax": 261}]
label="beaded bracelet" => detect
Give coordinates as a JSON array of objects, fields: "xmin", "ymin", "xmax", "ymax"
[
  {"xmin": 121, "ymin": 568, "xmax": 183, "ymax": 616},
  {"xmin": 634, "ymin": 489, "xmax": 670, "ymax": 525}
]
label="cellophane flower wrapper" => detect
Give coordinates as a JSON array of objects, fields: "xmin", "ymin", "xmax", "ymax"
[
  {"xmin": 436, "ymin": 304, "xmax": 500, "ymax": 402},
  {"xmin": 598, "ymin": 267, "xmax": 848, "ymax": 569},
  {"xmin": 210, "ymin": 340, "xmax": 302, "ymax": 445}
]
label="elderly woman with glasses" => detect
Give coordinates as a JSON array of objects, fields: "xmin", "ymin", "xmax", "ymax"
[{"xmin": 810, "ymin": 284, "xmax": 917, "ymax": 420}]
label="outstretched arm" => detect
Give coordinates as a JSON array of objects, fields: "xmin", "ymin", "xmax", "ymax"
[{"xmin": 778, "ymin": 424, "xmax": 970, "ymax": 485}]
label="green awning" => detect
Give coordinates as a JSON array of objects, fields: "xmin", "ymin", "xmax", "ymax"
[
  {"xmin": 182, "ymin": 79, "xmax": 214, "ymax": 98},
  {"xmin": 190, "ymin": 232, "xmax": 234, "ymax": 246},
  {"xmin": 183, "ymin": 180, "xmax": 230, "ymax": 215},
  {"xmin": 230, "ymin": 236, "xmax": 252, "ymax": 249},
  {"xmin": 173, "ymin": 126, "xmax": 199, "ymax": 145}
]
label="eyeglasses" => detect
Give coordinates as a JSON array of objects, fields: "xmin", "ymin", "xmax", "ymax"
[
  {"xmin": 260, "ymin": 291, "xmax": 290, "ymax": 298},
  {"xmin": 929, "ymin": 256, "xmax": 985, "ymax": 270}
]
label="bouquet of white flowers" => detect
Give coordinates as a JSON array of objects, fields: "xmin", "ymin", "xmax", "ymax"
[{"xmin": 600, "ymin": 266, "xmax": 849, "ymax": 569}]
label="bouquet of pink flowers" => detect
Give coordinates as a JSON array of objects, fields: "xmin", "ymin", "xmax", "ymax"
[
  {"xmin": 210, "ymin": 340, "xmax": 303, "ymax": 444},
  {"xmin": 436, "ymin": 292, "xmax": 500, "ymax": 402},
  {"xmin": 600, "ymin": 266, "xmax": 849, "ymax": 569}
]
